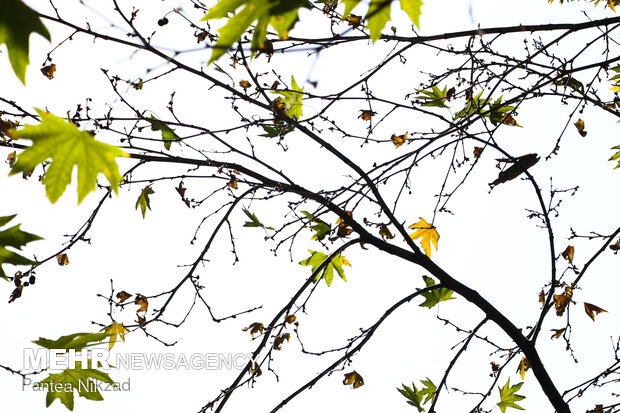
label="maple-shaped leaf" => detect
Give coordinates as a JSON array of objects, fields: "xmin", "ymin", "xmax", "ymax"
[
  {"xmin": 584, "ymin": 302, "xmax": 607, "ymax": 321},
  {"xmin": 609, "ymin": 145, "xmax": 620, "ymax": 169},
  {"xmin": 408, "ymin": 218, "xmax": 439, "ymax": 258},
  {"xmin": 0, "ymin": 214, "xmax": 41, "ymax": 281},
  {"xmin": 201, "ymin": 0, "xmax": 309, "ymax": 63},
  {"xmin": 33, "ymin": 332, "xmax": 111, "ymax": 351},
  {"xmin": 243, "ymin": 208, "xmax": 274, "ymax": 230},
  {"xmin": 135, "ymin": 185, "xmax": 155, "ymax": 219},
  {"xmin": 100, "ymin": 322, "xmax": 129, "ymax": 350},
  {"xmin": 497, "ymin": 378, "xmax": 526, "ymax": 413},
  {"xmin": 397, "ymin": 382, "xmax": 424, "ymax": 411},
  {"xmin": 419, "ymin": 275, "xmax": 455, "ymax": 308},
  {"xmin": 260, "ymin": 123, "xmax": 295, "ymax": 138},
  {"xmin": 366, "ymin": 0, "xmax": 392, "ymax": 42},
  {"xmin": 391, "ymin": 132, "xmax": 408, "ymax": 147},
  {"xmin": 10, "ymin": 110, "xmax": 128, "ymax": 204},
  {"xmin": 554, "ymin": 75, "xmax": 584, "ymax": 92},
  {"xmin": 400, "ymin": 0, "xmax": 423, "ymax": 29},
  {"xmin": 550, "ymin": 328, "xmax": 565, "ymax": 339},
  {"xmin": 147, "ymin": 116, "xmax": 179, "ymax": 150},
  {"xmin": 301, "ymin": 211, "xmax": 331, "ymax": 240},
  {"xmin": 489, "ymin": 97, "xmax": 520, "ymax": 127},
  {"xmin": 343, "ymin": 371, "xmax": 364, "ymax": 388},
  {"xmin": 38, "ymin": 361, "xmax": 117, "ymax": 411},
  {"xmin": 0, "ymin": 0, "xmax": 51, "ymax": 84},
  {"xmin": 553, "ymin": 286, "xmax": 572, "ymax": 316},
  {"xmin": 299, "ymin": 250, "xmax": 351, "ymax": 286},
  {"xmin": 273, "ymin": 76, "xmax": 304, "ymax": 120},
  {"xmin": 57, "ymin": 253, "xmax": 69, "ymax": 266},
  {"xmin": 416, "ymin": 85, "xmax": 449, "ymax": 108},
  {"xmin": 419, "ymin": 378, "xmax": 436, "ymax": 404},
  {"xmin": 116, "ymin": 291, "xmax": 132, "ymax": 303}
]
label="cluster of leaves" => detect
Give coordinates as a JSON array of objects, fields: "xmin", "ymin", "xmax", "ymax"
[{"xmin": 397, "ymin": 378, "xmax": 436, "ymax": 411}]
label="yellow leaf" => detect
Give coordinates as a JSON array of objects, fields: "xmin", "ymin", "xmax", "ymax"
[
  {"xmin": 584, "ymin": 302, "xmax": 607, "ymax": 321},
  {"xmin": 379, "ymin": 224, "xmax": 394, "ymax": 240},
  {"xmin": 408, "ymin": 218, "xmax": 439, "ymax": 258},
  {"xmin": 284, "ymin": 315, "xmax": 296, "ymax": 324},
  {"xmin": 517, "ymin": 357, "xmax": 529, "ymax": 380},
  {"xmin": 250, "ymin": 361, "xmax": 262, "ymax": 377},
  {"xmin": 473, "ymin": 147, "xmax": 484, "ymax": 159},
  {"xmin": 56, "ymin": 253, "xmax": 69, "ymax": 266},
  {"xmin": 341, "ymin": 256, "xmax": 351, "ymax": 267},
  {"xmin": 611, "ymin": 80, "xmax": 620, "ymax": 91},
  {"xmin": 561, "ymin": 245, "xmax": 574, "ymax": 264},
  {"xmin": 101, "ymin": 322, "xmax": 130, "ymax": 350},
  {"xmin": 553, "ymin": 293, "xmax": 571, "ymax": 316},
  {"xmin": 239, "ymin": 80, "xmax": 251, "ymax": 89},
  {"xmin": 273, "ymin": 333, "xmax": 290, "ymax": 350},
  {"xmin": 343, "ymin": 371, "xmax": 364, "ymax": 388},
  {"xmin": 228, "ymin": 176, "xmax": 238, "ymax": 189},
  {"xmin": 359, "ymin": 110, "xmax": 374, "ymax": 121},
  {"xmin": 391, "ymin": 132, "xmax": 408, "ymax": 147}
]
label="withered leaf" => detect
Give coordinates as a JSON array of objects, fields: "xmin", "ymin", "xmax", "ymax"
[
  {"xmin": 57, "ymin": 253, "xmax": 69, "ymax": 266},
  {"xmin": 574, "ymin": 119, "xmax": 587, "ymax": 137},
  {"xmin": 391, "ymin": 132, "xmax": 408, "ymax": 147},
  {"xmin": 343, "ymin": 371, "xmax": 364, "ymax": 388},
  {"xmin": 239, "ymin": 80, "xmax": 251, "ymax": 89},
  {"xmin": 116, "ymin": 291, "xmax": 132, "ymax": 303},
  {"xmin": 359, "ymin": 110, "xmax": 374, "ymax": 121},
  {"xmin": 135, "ymin": 294, "xmax": 148, "ymax": 313},
  {"xmin": 40, "ymin": 64, "xmax": 56, "ymax": 79},
  {"xmin": 243, "ymin": 322, "xmax": 264, "ymax": 337},
  {"xmin": 228, "ymin": 176, "xmax": 238, "ymax": 189},
  {"xmin": 473, "ymin": 147, "xmax": 484, "ymax": 159},
  {"xmin": 562, "ymin": 245, "xmax": 574, "ymax": 264},
  {"xmin": 584, "ymin": 302, "xmax": 607, "ymax": 321},
  {"xmin": 284, "ymin": 315, "xmax": 296, "ymax": 324},
  {"xmin": 379, "ymin": 224, "xmax": 394, "ymax": 240},
  {"xmin": 273, "ymin": 333, "xmax": 290, "ymax": 350},
  {"xmin": 550, "ymin": 328, "xmax": 565, "ymax": 339}
]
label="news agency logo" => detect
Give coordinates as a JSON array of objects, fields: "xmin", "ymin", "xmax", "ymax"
[{"xmin": 23, "ymin": 349, "xmax": 253, "ymax": 371}]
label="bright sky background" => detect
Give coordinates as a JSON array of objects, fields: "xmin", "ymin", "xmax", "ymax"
[{"xmin": 1, "ymin": 1, "xmax": 619, "ymax": 412}]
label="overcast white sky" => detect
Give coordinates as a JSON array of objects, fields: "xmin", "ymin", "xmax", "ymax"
[{"xmin": 1, "ymin": 1, "xmax": 619, "ymax": 412}]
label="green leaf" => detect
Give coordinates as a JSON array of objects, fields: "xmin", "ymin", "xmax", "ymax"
[
  {"xmin": 453, "ymin": 90, "xmax": 486, "ymax": 120},
  {"xmin": 33, "ymin": 332, "xmax": 112, "ymax": 351},
  {"xmin": 273, "ymin": 76, "xmax": 304, "ymax": 120},
  {"xmin": 301, "ymin": 211, "xmax": 331, "ymax": 240},
  {"xmin": 260, "ymin": 124, "xmax": 295, "ymax": 138},
  {"xmin": 0, "ymin": 0, "xmax": 51, "ymax": 84},
  {"xmin": 416, "ymin": 85, "xmax": 449, "ymax": 108},
  {"xmin": 201, "ymin": 0, "xmax": 308, "ymax": 64},
  {"xmin": 10, "ymin": 109, "xmax": 128, "ymax": 204},
  {"xmin": 553, "ymin": 76, "xmax": 584, "ymax": 92},
  {"xmin": 488, "ymin": 96, "xmax": 520, "ymax": 127},
  {"xmin": 497, "ymin": 378, "xmax": 526, "ymax": 413},
  {"xmin": 135, "ymin": 185, "xmax": 155, "ymax": 219},
  {"xmin": 419, "ymin": 276, "xmax": 455, "ymax": 308},
  {"xmin": 400, "ymin": 0, "xmax": 423, "ymax": 28},
  {"xmin": 147, "ymin": 116, "xmax": 179, "ymax": 151},
  {"xmin": 367, "ymin": 0, "xmax": 392, "ymax": 42},
  {"xmin": 0, "ymin": 214, "xmax": 41, "ymax": 280},
  {"xmin": 397, "ymin": 382, "xmax": 425, "ymax": 412},
  {"xmin": 419, "ymin": 378, "xmax": 436, "ymax": 404},
  {"xmin": 242, "ymin": 207, "xmax": 273, "ymax": 229},
  {"xmin": 610, "ymin": 145, "xmax": 620, "ymax": 169},
  {"xmin": 38, "ymin": 361, "xmax": 117, "ymax": 411},
  {"xmin": 341, "ymin": 0, "xmax": 362, "ymax": 18},
  {"xmin": 299, "ymin": 250, "xmax": 351, "ymax": 286}
]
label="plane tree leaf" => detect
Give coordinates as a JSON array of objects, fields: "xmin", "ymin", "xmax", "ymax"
[
  {"xmin": 610, "ymin": 145, "xmax": 620, "ymax": 169},
  {"xmin": 497, "ymin": 378, "xmax": 526, "ymax": 413},
  {"xmin": 0, "ymin": 0, "xmax": 51, "ymax": 84},
  {"xmin": 342, "ymin": 0, "xmax": 422, "ymax": 42},
  {"xmin": 299, "ymin": 250, "xmax": 351, "ymax": 286},
  {"xmin": 273, "ymin": 76, "xmax": 304, "ymax": 120},
  {"xmin": 301, "ymin": 211, "xmax": 331, "ymax": 240},
  {"xmin": 147, "ymin": 116, "xmax": 178, "ymax": 150},
  {"xmin": 201, "ymin": 0, "xmax": 309, "ymax": 64},
  {"xmin": 38, "ymin": 361, "xmax": 117, "ymax": 411},
  {"xmin": 0, "ymin": 214, "xmax": 42, "ymax": 280},
  {"xmin": 135, "ymin": 185, "xmax": 155, "ymax": 219},
  {"xmin": 33, "ymin": 332, "xmax": 111, "ymax": 351},
  {"xmin": 397, "ymin": 378, "xmax": 435, "ymax": 411},
  {"xmin": 419, "ymin": 276, "xmax": 455, "ymax": 308},
  {"xmin": 9, "ymin": 109, "xmax": 128, "ymax": 204},
  {"xmin": 100, "ymin": 322, "xmax": 129, "ymax": 350},
  {"xmin": 243, "ymin": 208, "xmax": 274, "ymax": 230},
  {"xmin": 416, "ymin": 85, "xmax": 449, "ymax": 108},
  {"xmin": 408, "ymin": 217, "xmax": 439, "ymax": 257}
]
